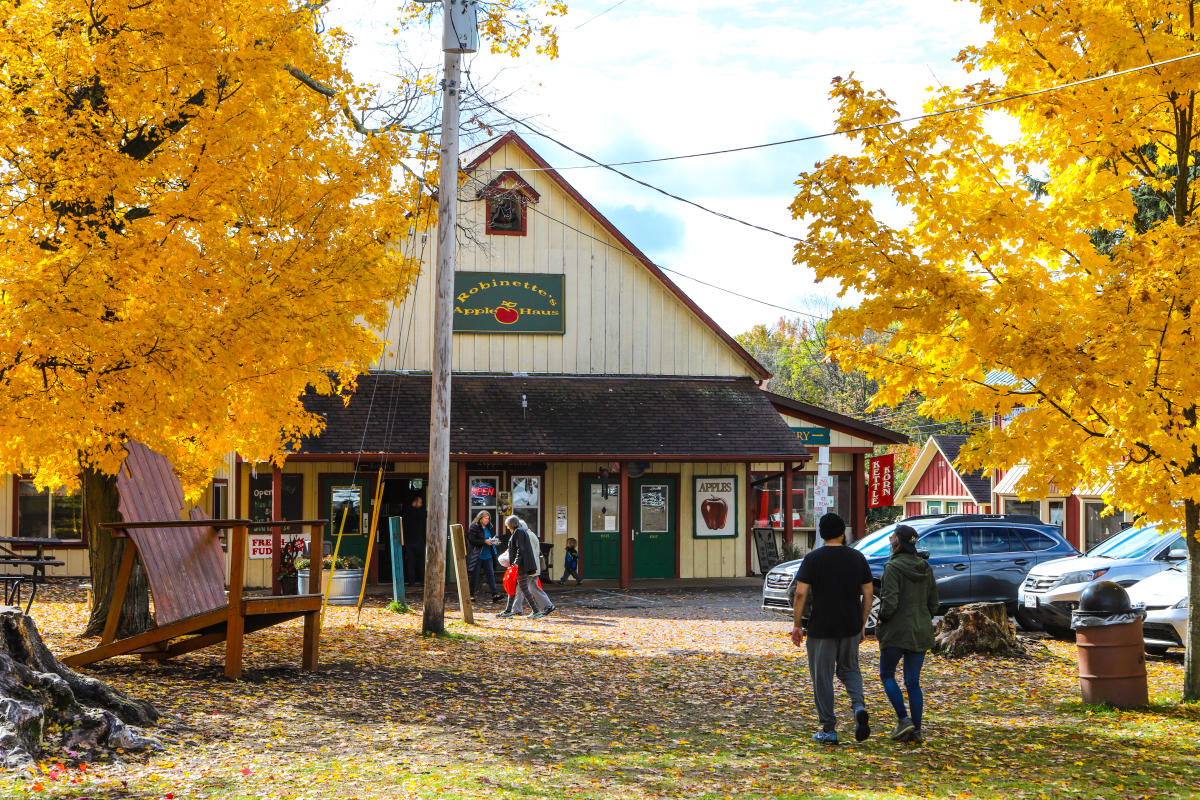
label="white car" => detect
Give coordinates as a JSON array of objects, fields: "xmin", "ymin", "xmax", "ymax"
[
  {"xmin": 1019, "ymin": 523, "xmax": 1186, "ymax": 635},
  {"xmin": 1127, "ymin": 563, "xmax": 1188, "ymax": 654}
]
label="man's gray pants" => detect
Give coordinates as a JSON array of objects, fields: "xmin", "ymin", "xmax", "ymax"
[{"xmin": 807, "ymin": 635, "xmax": 866, "ymax": 731}]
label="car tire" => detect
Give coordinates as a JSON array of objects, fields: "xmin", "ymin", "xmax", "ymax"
[
  {"xmin": 1014, "ymin": 607, "xmax": 1044, "ymax": 632},
  {"xmin": 1044, "ymin": 625, "xmax": 1074, "ymax": 640},
  {"xmin": 1145, "ymin": 645, "xmax": 1169, "ymax": 656}
]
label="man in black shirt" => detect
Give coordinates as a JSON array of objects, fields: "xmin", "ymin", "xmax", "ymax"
[{"xmin": 791, "ymin": 512, "xmax": 874, "ymax": 745}]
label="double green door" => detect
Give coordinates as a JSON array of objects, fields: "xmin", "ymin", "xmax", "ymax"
[{"xmin": 582, "ymin": 477, "xmax": 676, "ymax": 580}]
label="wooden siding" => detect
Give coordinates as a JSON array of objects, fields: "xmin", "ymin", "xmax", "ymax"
[
  {"xmin": 376, "ymin": 144, "xmax": 756, "ymax": 378},
  {"xmin": 912, "ymin": 453, "xmax": 972, "ymax": 498},
  {"xmin": 906, "ymin": 501, "xmax": 923, "ymax": 517}
]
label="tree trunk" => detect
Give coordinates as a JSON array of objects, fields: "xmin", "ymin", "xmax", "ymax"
[
  {"xmin": 0, "ymin": 609, "xmax": 158, "ymax": 769},
  {"xmin": 933, "ymin": 601, "xmax": 1026, "ymax": 658},
  {"xmin": 80, "ymin": 465, "xmax": 153, "ymax": 638},
  {"xmin": 1184, "ymin": 498, "xmax": 1200, "ymax": 701}
]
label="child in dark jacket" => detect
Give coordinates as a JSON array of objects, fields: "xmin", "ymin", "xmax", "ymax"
[{"xmin": 559, "ymin": 537, "xmax": 581, "ymax": 585}]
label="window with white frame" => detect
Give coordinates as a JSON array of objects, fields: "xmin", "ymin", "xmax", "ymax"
[
  {"xmin": 17, "ymin": 478, "xmax": 84, "ymax": 541},
  {"xmin": 925, "ymin": 500, "xmax": 942, "ymax": 515},
  {"xmin": 510, "ymin": 475, "xmax": 541, "ymax": 535}
]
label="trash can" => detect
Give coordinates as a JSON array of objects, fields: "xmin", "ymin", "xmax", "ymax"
[
  {"xmin": 1071, "ymin": 580, "xmax": 1149, "ymax": 708},
  {"xmin": 539, "ymin": 541, "xmax": 554, "ymax": 581}
]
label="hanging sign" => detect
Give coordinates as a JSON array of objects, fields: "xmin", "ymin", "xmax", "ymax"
[
  {"xmin": 869, "ymin": 453, "xmax": 896, "ymax": 508},
  {"xmin": 791, "ymin": 426, "xmax": 831, "ymax": 445},
  {"xmin": 453, "ymin": 272, "xmax": 566, "ymax": 334},
  {"xmin": 694, "ymin": 475, "xmax": 737, "ymax": 538}
]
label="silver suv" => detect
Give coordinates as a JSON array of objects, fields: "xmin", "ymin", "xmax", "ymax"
[{"xmin": 1018, "ymin": 523, "xmax": 1186, "ymax": 636}]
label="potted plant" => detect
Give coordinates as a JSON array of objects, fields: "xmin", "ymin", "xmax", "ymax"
[
  {"xmin": 276, "ymin": 537, "xmax": 306, "ymax": 595},
  {"xmin": 296, "ymin": 554, "xmax": 366, "ymax": 605}
]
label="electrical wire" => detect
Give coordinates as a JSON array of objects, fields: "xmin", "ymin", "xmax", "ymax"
[{"xmin": 489, "ymin": 51, "xmax": 1200, "ymax": 174}]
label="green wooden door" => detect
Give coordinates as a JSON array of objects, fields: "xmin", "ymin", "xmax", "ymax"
[
  {"xmin": 321, "ymin": 476, "xmax": 374, "ymax": 567},
  {"xmin": 582, "ymin": 478, "xmax": 620, "ymax": 579},
  {"xmin": 633, "ymin": 477, "xmax": 676, "ymax": 579}
]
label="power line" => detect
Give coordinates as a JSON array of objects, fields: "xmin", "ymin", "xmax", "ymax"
[
  {"xmin": 492, "ymin": 51, "xmax": 1200, "ymax": 174},
  {"xmin": 477, "ymin": 100, "xmax": 806, "ymax": 242},
  {"xmin": 575, "ymin": 0, "xmax": 631, "ymax": 29}
]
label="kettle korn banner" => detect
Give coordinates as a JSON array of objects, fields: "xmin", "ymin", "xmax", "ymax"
[
  {"xmin": 453, "ymin": 272, "xmax": 566, "ymax": 334},
  {"xmin": 694, "ymin": 475, "xmax": 737, "ymax": 538}
]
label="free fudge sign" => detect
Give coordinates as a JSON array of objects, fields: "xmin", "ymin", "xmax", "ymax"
[
  {"xmin": 694, "ymin": 476, "xmax": 737, "ymax": 538},
  {"xmin": 453, "ymin": 272, "xmax": 566, "ymax": 334}
]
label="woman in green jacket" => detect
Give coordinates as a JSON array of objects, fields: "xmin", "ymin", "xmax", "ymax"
[{"xmin": 877, "ymin": 524, "xmax": 939, "ymax": 743}]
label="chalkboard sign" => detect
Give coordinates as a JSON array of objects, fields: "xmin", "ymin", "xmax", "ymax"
[
  {"xmin": 250, "ymin": 474, "xmax": 303, "ymax": 532},
  {"xmin": 753, "ymin": 527, "xmax": 782, "ymax": 574}
]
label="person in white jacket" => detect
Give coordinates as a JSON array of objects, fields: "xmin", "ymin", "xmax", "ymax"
[{"xmin": 502, "ymin": 515, "xmax": 555, "ymax": 618}]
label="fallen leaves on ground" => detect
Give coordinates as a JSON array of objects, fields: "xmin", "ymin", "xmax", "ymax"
[{"xmin": 4, "ymin": 583, "xmax": 1198, "ymax": 799}]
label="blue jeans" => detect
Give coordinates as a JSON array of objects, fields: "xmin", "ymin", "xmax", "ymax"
[{"xmin": 879, "ymin": 647, "xmax": 925, "ymax": 729}]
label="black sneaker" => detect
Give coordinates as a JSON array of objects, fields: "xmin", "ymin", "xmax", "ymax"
[
  {"xmin": 890, "ymin": 717, "xmax": 914, "ymax": 741},
  {"xmin": 854, "ymin": 707, "xmax": 871, "ymax": 742}
]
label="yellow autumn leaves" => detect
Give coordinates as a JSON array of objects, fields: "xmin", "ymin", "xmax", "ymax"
[{"xmin": 791, "ymin": 1, "xmax": 1200, "ymax": 532}]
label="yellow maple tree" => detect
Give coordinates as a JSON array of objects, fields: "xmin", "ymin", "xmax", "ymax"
[
  {"xmin": 0, "ymin": 0, "xmax": 562, "ymax": 636},
  {"xmin": 791, "ymin": 1, "xmax": 1200, "ymax": 698}
]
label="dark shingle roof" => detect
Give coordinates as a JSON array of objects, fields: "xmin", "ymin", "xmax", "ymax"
[
  {"xmin": 297, "ymin": 374, "xmax": 811, "ymax": 460},
  {"xmin": 932, "ymin": 434, "xmax": 991, "ymax": 504}
]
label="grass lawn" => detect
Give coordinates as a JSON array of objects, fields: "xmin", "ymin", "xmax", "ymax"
[{"xmin": 4, "ymin": 584, "xmax": 1197, "ymax": 799}]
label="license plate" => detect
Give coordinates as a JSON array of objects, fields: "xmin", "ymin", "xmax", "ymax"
[{"xmin": 1023, "ymin": 594, "xmax": 1039, "ymax": 609}]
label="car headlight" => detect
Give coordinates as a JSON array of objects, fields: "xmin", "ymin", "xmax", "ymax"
[
  {"xmin": 1176, "ymin": 597, "xmax": 1189, "ymax": 609},
  {"xmin": 1054, "ymin": 568, "xmax": 1109, "ymax": 588}
]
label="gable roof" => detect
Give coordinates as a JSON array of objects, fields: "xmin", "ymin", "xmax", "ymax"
[
  {"xmin": 462, "ymin": 132, "xmax": 771, "ymax": 381},
  {"xmin": 931, "ymin": 435, "xmax": 991, "ymax": 504},
  {"xmin": 893, "ymin": 435, "xmax": 991, "ymax": 505},
  {"xmin": 295, "ymin": 374, "xmax": 810, "ymax": 461},
  {"xmin": 765, "ymin": 392, "xmax": 908, "ymax": 444}
]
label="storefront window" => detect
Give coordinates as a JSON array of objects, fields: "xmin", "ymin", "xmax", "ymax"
[
  {"xmin": 1048, "ymin": 500, "xmax": 1065, "ymax": 528},
  {"xmin": 17, "ymin": 479, "xmax": 84, "ymax": 540},
  {"xmin": 211, "ymin": 479, "xmax": 229, "ymax": 520},
  {"xmin": 752, "ymin": 473, "xmax": 851, "ymax": 531},
  {"xmin": 511, "ymin": 475, "xmax": 540, "ymax": 535},
  {"xmin": 470, "ymin": 476, "xmax": 499, "ymax": 510},
  {"xmin": 1007, "ymin": 499, "xmax": 1040, "ymax": 518},
  {"xmin": 330, "ymin": 485, "xmax": 362, "ymax": 535},
  {"xmin": 1084, "ymin": 502, "xmax": 1124, "ymax": 550}
]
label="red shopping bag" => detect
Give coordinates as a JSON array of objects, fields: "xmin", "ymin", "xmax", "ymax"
[{"xmin": 503, "ymin": 565, "xmax": 518, "ymax": 596}]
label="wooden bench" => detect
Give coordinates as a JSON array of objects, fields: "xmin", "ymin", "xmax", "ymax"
[{"xmin": 63, "ymin": 441, "xmax": 326, "ymax": 679}]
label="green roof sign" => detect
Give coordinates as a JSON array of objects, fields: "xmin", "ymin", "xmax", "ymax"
[{"xmin": 453, "ymin": 272, "xmax": 565, "ymax": 334}]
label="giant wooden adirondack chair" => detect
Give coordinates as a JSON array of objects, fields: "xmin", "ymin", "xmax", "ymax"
[{"xmin": 64, "ymin": 441, "xmax": 326, "ymax": 679}]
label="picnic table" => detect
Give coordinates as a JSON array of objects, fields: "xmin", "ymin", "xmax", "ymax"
[{"xmin": 0, "ymin": 537, "xmax": 68, "ymax": 613}]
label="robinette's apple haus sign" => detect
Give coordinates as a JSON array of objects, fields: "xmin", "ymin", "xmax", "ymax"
[{"xmin": 453, "ymin": 272, "xmax": 566, "ymax": 334}]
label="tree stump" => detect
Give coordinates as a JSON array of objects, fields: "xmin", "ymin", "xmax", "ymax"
[
  {"xmin": 933, "ymin": 601, "xmax": 1026, "ymax": 658},
  {"xmin": 0, "ymin": 609, "xmax": 159, "ymax": 769}
]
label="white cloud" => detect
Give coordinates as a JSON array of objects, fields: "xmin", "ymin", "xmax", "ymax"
[{"xmin": 327, "ymin": 0, "xmax": 990, "ymax": 334}]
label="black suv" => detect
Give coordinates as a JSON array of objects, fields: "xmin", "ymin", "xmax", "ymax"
[{"xmin": 761, "ymin": 514, "xmax": 1079, "ymax": 630}]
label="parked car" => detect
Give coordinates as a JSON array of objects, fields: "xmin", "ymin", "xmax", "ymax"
[
  {"xmin": 1126, "ymin": 562, "xmax": 1188, "ymax": 654},
  {"xmin": 1018, "ymin": 523, "xmax": 1186, "ymax": 636},
  {"xmin": 762, "ymin": 514, "xmax": 1077, "ymax": 630}
]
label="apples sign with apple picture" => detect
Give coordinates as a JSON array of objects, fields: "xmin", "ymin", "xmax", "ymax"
[{"xmin": 695, "ymin": 477, "xmax": 736, "ymax": 537}]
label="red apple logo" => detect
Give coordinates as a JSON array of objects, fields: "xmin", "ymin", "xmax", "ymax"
[
  {"xmin": 701, "ymin": 496, "xmax": 728, "ymax": 530},
  {"xmin": 495, "ymin": 301, "xmax": 519, "ymax": 325}
]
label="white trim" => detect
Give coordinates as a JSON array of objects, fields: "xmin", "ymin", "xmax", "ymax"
[{"xmin": 892, "ymin": 438, "xmax": 977, "ymax": 504}]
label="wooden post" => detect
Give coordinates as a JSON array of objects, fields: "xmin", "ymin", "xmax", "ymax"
[
  {"xmin": 271, "ymin": 465, "xmax": 283, "ymax": 595},
  {"xmin": 619, "ymin": 463, "xmax": 631, "ymax": 589},
  {"xmin": 423, "ymin": 26, "xmax": 464, "ymax": 637},
  {"xmin": 225, "ymin": 523, "xmax": 248, "ymax": 679},
  {"xmin": 782, "ymin": 461, "xmax": 794, "ymax": 549},
  {"xmin": 449, "ymin": 524, "xmax": 473, "ymax": 624}
]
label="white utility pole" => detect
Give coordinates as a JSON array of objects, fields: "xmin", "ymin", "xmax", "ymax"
[{"xmin": 423, "ymin": 0, "xmax": 478, "ymax": 635}]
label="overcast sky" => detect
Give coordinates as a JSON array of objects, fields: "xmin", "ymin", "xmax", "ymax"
[{"xmin": 327, "ymin": 0, "xmax": 991, "ymax": 337}]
